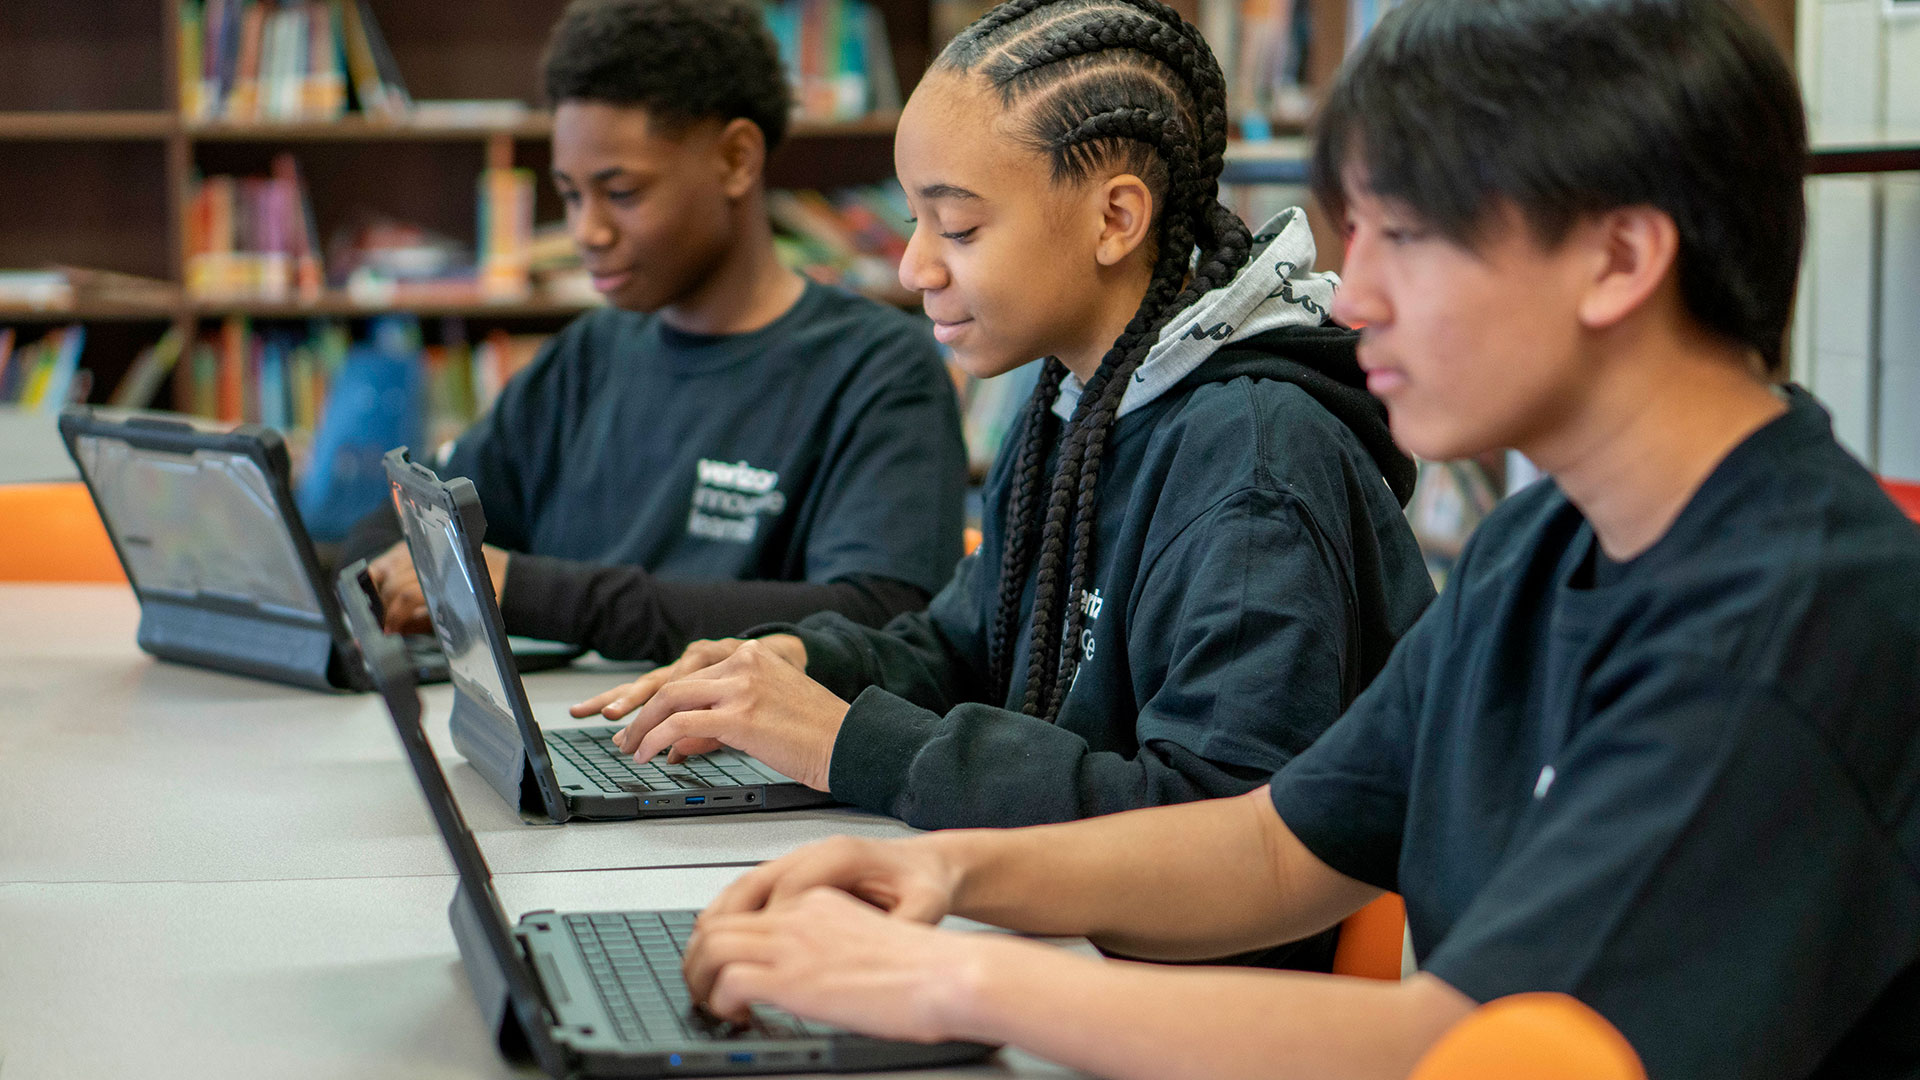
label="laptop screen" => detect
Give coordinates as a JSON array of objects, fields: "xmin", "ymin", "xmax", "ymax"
[
  {"xmin": 393, "ymin": 488, "xmax": 517, "ymax": 717},
  {"xmin": 71, "ymin": 433, "xmax": 324, "ymax": 620}
]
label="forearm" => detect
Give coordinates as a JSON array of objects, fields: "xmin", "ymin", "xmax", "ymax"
[
  {"xmin": 927, "ymin": 789, "xmax": 1376, "ymax": 959},
  {"xmin": 948, "ymin": 938, "xmax": 1469, "ymax": 1080},
  {"xmin": 501, "ymin": 555, "xmax": 926, "ymax": 662}
]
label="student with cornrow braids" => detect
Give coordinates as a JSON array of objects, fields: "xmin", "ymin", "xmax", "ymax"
[{"xmin": 577, "ymin": 0, "xmax": 1431, "ymax": 871}]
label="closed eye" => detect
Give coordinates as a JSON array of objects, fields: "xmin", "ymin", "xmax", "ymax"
[{"xmin": 939, "ymin": 227, "xmax": 978, "ymax": 242}]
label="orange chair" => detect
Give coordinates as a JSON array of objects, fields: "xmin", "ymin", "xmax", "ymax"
[
  {"xmin": 1883, "ymin": 478, "xmax": 1920, "ymax": 524},
  {"xmin": 0, "ymin": 481, "xmax": 124, "ymax": 583},
  {"xmin": 1409, "ymin": 992, "xmax": 1646, "ymax": 1080},
  {"xmin": 1333, "ymin": 892, "xmax": 1407, "ymax": 981}
]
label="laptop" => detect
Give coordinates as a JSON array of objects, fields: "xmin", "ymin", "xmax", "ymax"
[
  {"xmin": 334, "ymin": 565, "xmax": 995, "ymax": 1076},
  {"xmin": 57, "ymin": 406, "xmax": 579, "ymax": 692},
  {"xmin": 381, "ymin": 446, "xmax": 838, "ymax": 821}
]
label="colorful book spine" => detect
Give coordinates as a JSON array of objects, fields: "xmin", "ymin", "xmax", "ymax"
[
  {"xmin": 764, "ymin": 0, "xmax": 896, "ymax": 122},
  {"xmin": 183, "ymin": 0, "xmax": 394, "ymax": 121},
  {"xmin": 478, "ymin": 167, "xmax": 534, "ymax": 300}
]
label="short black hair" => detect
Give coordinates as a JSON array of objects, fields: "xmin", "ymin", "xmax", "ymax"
[
  {"xmin": 541, "ymin": 0, "xmax": 793, "ymax": 151},
  {"xmin": 1311, "ymin": 0, "xmax": 1806, "ymax": 376}
]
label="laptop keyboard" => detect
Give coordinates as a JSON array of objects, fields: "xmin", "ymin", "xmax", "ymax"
[
  {"xmin": 565, "ymin": 911, "xmax": 831, "ymax": 1043},
  {"xmin": 546, "ymin": 727, "xmax": 777, "ymax": 794}
]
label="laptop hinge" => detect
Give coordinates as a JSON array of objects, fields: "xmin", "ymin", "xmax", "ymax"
[
  {"xmin": 447, "ymin": 881, "xmax": 580, "ymax": 1074},
  {"xmin": 447, "ymin": 691, "xmax": 538, "ymax": 812},
  {"xmin": 449, "ymin": 882, "xmax": 530, "ymax": 1062}
]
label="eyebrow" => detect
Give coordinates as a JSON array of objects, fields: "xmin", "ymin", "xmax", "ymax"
[
  {"xmin": 552, "ymin": 167, "xmax": 638, "ymax": 186},
  {"xmin": 918, "ymin": 183, "xmax": 984, "ymax": 202}
]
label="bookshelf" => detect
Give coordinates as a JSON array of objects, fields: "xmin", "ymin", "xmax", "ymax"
[
  {"xmin": 0, "ymin": 0, "xmax": 932, "ymax": 416},
  {"xmin": 3, "ymin": 0, "xmax": 1800, "ymax": 414}
]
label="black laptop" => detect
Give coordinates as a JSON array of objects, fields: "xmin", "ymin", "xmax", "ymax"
[
  {"xmin": 334, "ymin": 565, "xmax": 994, "ymax": 1076},
  {"xmin": 381, "ymin": 447, "xmax": 838, "ymax": 821},
  {"xmin": 57, "ymin": 407, "xmax": 578, "ymax": 691}
]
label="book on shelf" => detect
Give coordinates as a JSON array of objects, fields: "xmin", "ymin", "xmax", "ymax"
[
  {"xmin": 768, "ymin": 182, "xmax": 917, "ymax": 304},
  {"xmin": 1198, "ymin": 0, "xmax": 1318, "ymax": 139},
  {"xmin": 162, "ymin": 315, "xmax": 542, "ymax": 450},
  {"xmin": 478, "ymin": 166, "xmax": 535, "ymax": 301},
  {"xmin": 0, "ymin": 325, "xmax": 87, "ymax": 413},
  {"xmin": 187, "ymin": 153, "xmax": 324, "ymax": 302},
  {"xmin": 183, "ymin": 0, "xmax": 402, "ymax": 124},
  {"xmin": 763, "ymin": 0, "xmax": 903, "ymax": 124},
  {"xmin": 107, "ymin": 327, "xmax": 189, "ymax": 410}
]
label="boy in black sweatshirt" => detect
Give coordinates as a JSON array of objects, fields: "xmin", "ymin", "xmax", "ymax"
[{"xmin": 347, "ymin": 0, "xmax": 967, "ymax": 663}]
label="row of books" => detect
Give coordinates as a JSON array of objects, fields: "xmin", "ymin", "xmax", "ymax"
[
  {"xmin": 181, "ymin": 0, "xmax": 410, "ymax": 124},
  {"xmin": 185, "ymin": 154, "xmax": 538, "ymax": 307},
  {"xmin": 134, "ymin": 316, "xmax": 539, "ymax": 440},
  {"xmin": 763, "ymin": 0, "xmax": 903, "ymax": 123},
  {"xmin": 769, "ymin": 183, "xmax": 915, "ymax": 302},
  {"xmin": 186, "ymin": 154, "xmax": 325, "ymax": 302},
  {"xmin": 0, "ymin": 327, "xmax": 88, "ymax": 413}
]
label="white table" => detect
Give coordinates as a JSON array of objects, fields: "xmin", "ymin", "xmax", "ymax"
[
  {"xmin": 0, "ymin": 585, "xmax": 1090, "ymax": 1079},
  {"xmin": 0, "ymin": 585, "xmax": 920, "ymax": 885},
  {"xmin": 0, "ymin": 866, "xmax": 1089, "ymax": 1080}
]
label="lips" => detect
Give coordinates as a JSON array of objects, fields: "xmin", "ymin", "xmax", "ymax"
[
  {"xmin": 589, "ymin": 268, "xmax": 633, "ymax": 293},
  {"xmin": 929, "ymin": 315, "xmax": 972, "ymax": 345},
  {"xmin": 1356, "ymin": 340, "xmax": 1407, "ymax": 396}
]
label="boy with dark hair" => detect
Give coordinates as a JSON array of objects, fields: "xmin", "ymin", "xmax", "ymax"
[
  {"xmin": 349, "ymin": 0, "xmax": 967, "ymax": 663},
  {"xmin": 666, "ymin": 0, "xmax": 1920, "ymax": 1076}
]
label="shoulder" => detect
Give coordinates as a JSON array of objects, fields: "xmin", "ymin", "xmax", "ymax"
[{"xmin": 1148, "ymin": 376, "xmax": 1385, "ymax": 516}]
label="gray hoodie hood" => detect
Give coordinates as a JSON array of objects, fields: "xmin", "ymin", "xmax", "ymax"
[{"xmin": 1051, "ymin": 207, "xmax": 1340, "ymax": 422}]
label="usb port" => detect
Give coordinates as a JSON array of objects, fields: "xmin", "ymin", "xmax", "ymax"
[
  {"xmin": 685, "ymin": 796, "xmax": 706, "ymax": 805},
  {"xmin": 728, "ymin": 1052, "xmax": 754, "ymax": 1063}
]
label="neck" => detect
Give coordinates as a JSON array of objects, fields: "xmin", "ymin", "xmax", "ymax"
[
  {"xmin": 1058, "ymin": 263, "xmax": 1158, "ymax": 384},
  {"xmin": 1527, "ymin": 328, "xmax": 1784, "ymax": 562},
  {"xmin": 657, "ymin": 192, "xmax": 806, "ymax": 336}
]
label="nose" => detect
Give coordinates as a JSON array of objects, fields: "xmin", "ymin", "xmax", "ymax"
[
  {"xmin": 897, "ymin": 223, "xmax": 949, "ymax": 294},
  {"xmin": 1330, "ymin": 228, "xmax": 1388, "ymax": 330},
  {"xmin": 569, "ymin": 196, "xmax": 615, "ymax": 253}
]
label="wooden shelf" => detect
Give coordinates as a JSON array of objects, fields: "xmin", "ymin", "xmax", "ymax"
[
  {"xmin": 0, "ymin": 112, "xmax": 176, "ymax": 140},
  {"xmin": 185, "ymin": 115, "xmax": 554, "ymax": 142},
  {"xmin": 0, "ymin": 303, "xmax": 177, "ymax": 323},
  {"xmin": 185, "ymin": 294, "xmax": 601, "ymax": 319},
  {"xmin": 789, "ymin": 112, "xmax": 901, "ymax": 138},
  {"xmin": 184, "ymin": 112, "xmax": 900, "ymax": 143},
  {"xmin": 1222, "ymin": 137, "xmax": 1311, "ymax": 185}
]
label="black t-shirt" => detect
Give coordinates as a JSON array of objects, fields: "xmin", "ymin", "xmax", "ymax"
[
  {"xmin": 350, "ymin": 280, "xmax": 969, "ymax": 659},
  {"xmin": 1270, "ymin": 388, "xmax": 1920, "ymax": 1079}
]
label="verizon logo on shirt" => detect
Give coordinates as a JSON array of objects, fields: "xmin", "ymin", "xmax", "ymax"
[{"xmin": 687, "ymin": 458, "xmax": 787, "ymax": 543}]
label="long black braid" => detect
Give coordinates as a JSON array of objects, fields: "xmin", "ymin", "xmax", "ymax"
[{"xmin": 948, "ymin": 0, "xmax": 1256, "ymax": 722}]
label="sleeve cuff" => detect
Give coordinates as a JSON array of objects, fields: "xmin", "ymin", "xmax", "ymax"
[
  {"xmin": 497, "ymin": 552, "xmax": 580, "ymax": 643},
  {"xmin": 827, "ymin": 686, "xmax": 938, "ymax": 816},
  {"xmin": 1268, "ymin": 765, "xmax": 1405, "ymax": 892}
]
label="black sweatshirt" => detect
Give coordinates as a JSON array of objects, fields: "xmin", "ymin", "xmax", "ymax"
[
  {"xmin": 765, "ymin": 324, "xmax": 1435, "ymax": 830},
  {"xmin": 344, "ymin": 281, "xmax": 969, "ymax": 661}
]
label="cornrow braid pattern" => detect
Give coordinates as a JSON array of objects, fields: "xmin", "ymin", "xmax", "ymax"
[{"xmin": 942, "ymin": 0, "xmax": 1253, "ymax": 724}]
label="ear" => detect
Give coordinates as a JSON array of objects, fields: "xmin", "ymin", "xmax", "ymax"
[
  {"xmin": 1092, "ymin": 173, "xmax": 1155, "ymax": 268},
  {"xmin": 1574, "ymin": 205, "xmax": 1679, "ymax": 332},
  {"xmin": 714, "ymin": 117, "xmax": 766, "ymax": 200}
]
